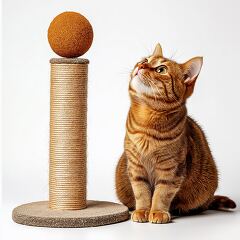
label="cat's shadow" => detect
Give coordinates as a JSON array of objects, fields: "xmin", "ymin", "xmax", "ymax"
[{"xmin": 172, "ymin": 209, "xmax": 238, "ymax": 221}]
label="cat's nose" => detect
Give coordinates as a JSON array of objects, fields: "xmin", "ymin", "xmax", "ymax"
[{"xmin": 138, "ymin": 63, "xmax": 147, "ymax": 70}]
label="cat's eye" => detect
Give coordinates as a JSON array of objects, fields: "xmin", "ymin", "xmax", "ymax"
[{"xmin": 155, "ymin": 65, "xmax": 167, "ymax": 74}]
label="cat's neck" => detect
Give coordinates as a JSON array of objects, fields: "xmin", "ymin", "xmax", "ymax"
[{"xmin": 129, "ymin": 99, "xmax": 187, "ymax": 130}]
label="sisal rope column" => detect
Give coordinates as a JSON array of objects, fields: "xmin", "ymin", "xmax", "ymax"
[{"xmin": 49, "ymin": 58, "xmax": 88, "ymax": 210}]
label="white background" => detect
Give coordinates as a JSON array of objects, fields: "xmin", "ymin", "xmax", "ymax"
[{"xmin": 1, "ymin": 0, "xmax": 240, "ymax": 239}]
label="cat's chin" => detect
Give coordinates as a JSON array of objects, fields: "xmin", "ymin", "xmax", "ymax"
[{"xmin": 130, "ymin": 75, "xmax": 153, "ymax": 96}]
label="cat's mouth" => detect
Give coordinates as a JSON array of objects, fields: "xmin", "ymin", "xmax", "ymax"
[
  {"xmin": 130, "ymin": 74, "xmax": 153, "ymax": 95},
  {"xmin": 136, "ymin": 70, "xmax": 153, "ymax": 87},
  {"xmin": 138, "ymin": 71, "xmax": 148, "ymax": 82}
]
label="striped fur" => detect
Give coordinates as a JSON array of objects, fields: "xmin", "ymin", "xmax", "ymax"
[{"xmin": 115, "ymin": 44, "xmax": 236, "ymax": 224}]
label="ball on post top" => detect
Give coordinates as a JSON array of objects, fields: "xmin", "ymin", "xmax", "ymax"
[{"xmin": 48, "ymin": 11, "xmax": 93, "ymax": 58}]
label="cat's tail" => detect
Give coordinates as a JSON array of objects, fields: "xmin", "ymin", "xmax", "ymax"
[{"xmin": 208, "ymin": 195, "xmax": 236, "ymax": 210}]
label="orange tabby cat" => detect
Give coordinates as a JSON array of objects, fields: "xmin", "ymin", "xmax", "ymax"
[{"xmin": 115, "ymin": 44, "xmax": 236, "ymax": 224}]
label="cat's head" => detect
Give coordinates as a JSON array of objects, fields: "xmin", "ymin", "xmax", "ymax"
[{"xmin": 129, "ymin": 43, "xmax": 203, "ymax": 110}]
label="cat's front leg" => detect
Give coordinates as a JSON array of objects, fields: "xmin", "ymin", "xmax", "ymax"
[
  {"xmin": 130, "ymin": 180, "xmax": 151, "ymax": 223},
  {"xmin": 149, "ymin": 168, "xmax": 183, "ymax": 224},
  {"xmin": 128, "ymin": 160, "xmax": 151, "ymax": 223}
]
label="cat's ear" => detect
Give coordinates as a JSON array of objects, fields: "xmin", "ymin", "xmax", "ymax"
[
  {"xmin": 153, "ymin": 43, "xmax": 163, "ymax": 57},
  {"xmin": 182, "ymin": 57, "xmax": 203, "ymax": 98}
]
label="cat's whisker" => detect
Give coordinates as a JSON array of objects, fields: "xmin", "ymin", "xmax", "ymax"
[
  {"xmin": 148, "ymin": 78, "xmax": 162, "ymax": 97},
  {"xmin": 169, "ymin": 49, "xmax": 178, "ymax": 60},
  {"xmin": 147, "ymin": 80, "xmax": 157, "ymax": 102},
  {"xmin": 141, "ymin": 73, "xmax": 158, "ymax": 102},
  {"xmin": 144, "ymin": 75, "xmax": 168, "ymax": 105},
  {"xmin": 118, "ymin": 68, "xmax": 133, "ymax": 76},
  {"xmin": 118, "ymin": 71, "xmax": 132, "ymax": 77},
  {"xmin": 147, "ymin": 80, "xmax": 159, "ymax": 101}
]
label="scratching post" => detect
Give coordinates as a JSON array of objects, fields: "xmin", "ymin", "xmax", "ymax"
[
  {"xmin": 12, "ymin": 11, "xmax": 129, "ymax": 228},
  {"xmin": 49, "ymin": 58, "xmax": 88, "ymax": 210},
  {"xmin": 12, "ymin": 58, "xmax": 129, "ymax": 228}
]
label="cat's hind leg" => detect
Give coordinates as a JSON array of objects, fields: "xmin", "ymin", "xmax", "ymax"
[{"xmin": 115, "ymin": 152, "xmax": 135, "ymax": 210}]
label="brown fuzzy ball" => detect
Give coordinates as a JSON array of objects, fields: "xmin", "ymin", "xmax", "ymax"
[{"xmin": 48, "ymin": 12, "xmax": 93, "ymax": 58}]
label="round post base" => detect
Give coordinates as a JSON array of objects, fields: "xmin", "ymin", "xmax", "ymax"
[{"xmin": 12, "ymin": 200, "xmax": 129, "ymax": 228}]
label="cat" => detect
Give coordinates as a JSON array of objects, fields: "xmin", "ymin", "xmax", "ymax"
[{"xmin": 115, "ymin": 43, "xmax": 236, "ymax": 224}]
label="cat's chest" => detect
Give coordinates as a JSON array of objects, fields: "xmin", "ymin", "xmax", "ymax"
[
  {"xmin": 127, "ymin": 131, "xmax": 187, "ymax": 186},
  {"xmin": 126, "ymin": 130, "xmax": 186, "ymax": 163},
  {"xmin": 127, "ymin": 131, "xmax": 161, "ymax": 155}
]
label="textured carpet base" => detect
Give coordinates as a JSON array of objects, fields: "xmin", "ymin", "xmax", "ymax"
[
  {"xmin": 50, "ymin": 58, "xmax": 89, "ymax": 64},
  {"xmin": 12, "ymin": 200, "xmax": 129, "ymax": 228}
]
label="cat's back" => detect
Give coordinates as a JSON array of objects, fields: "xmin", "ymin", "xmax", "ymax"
[
  {"xmin": 185, "ymin": 115, "xmax": 218, "ymax": 182},
  {"xmin": 186, "ymin": 116, "xmax": 209, "ymax": 145}
]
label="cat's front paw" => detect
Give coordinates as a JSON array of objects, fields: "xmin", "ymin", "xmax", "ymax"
[
  {"xmin": 131, "ymin": 209, "xmax": 150, "ymax": 223},
  {"xmin": 149, "ymin": 210, "xmax": 171, "ymax": 224}
]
